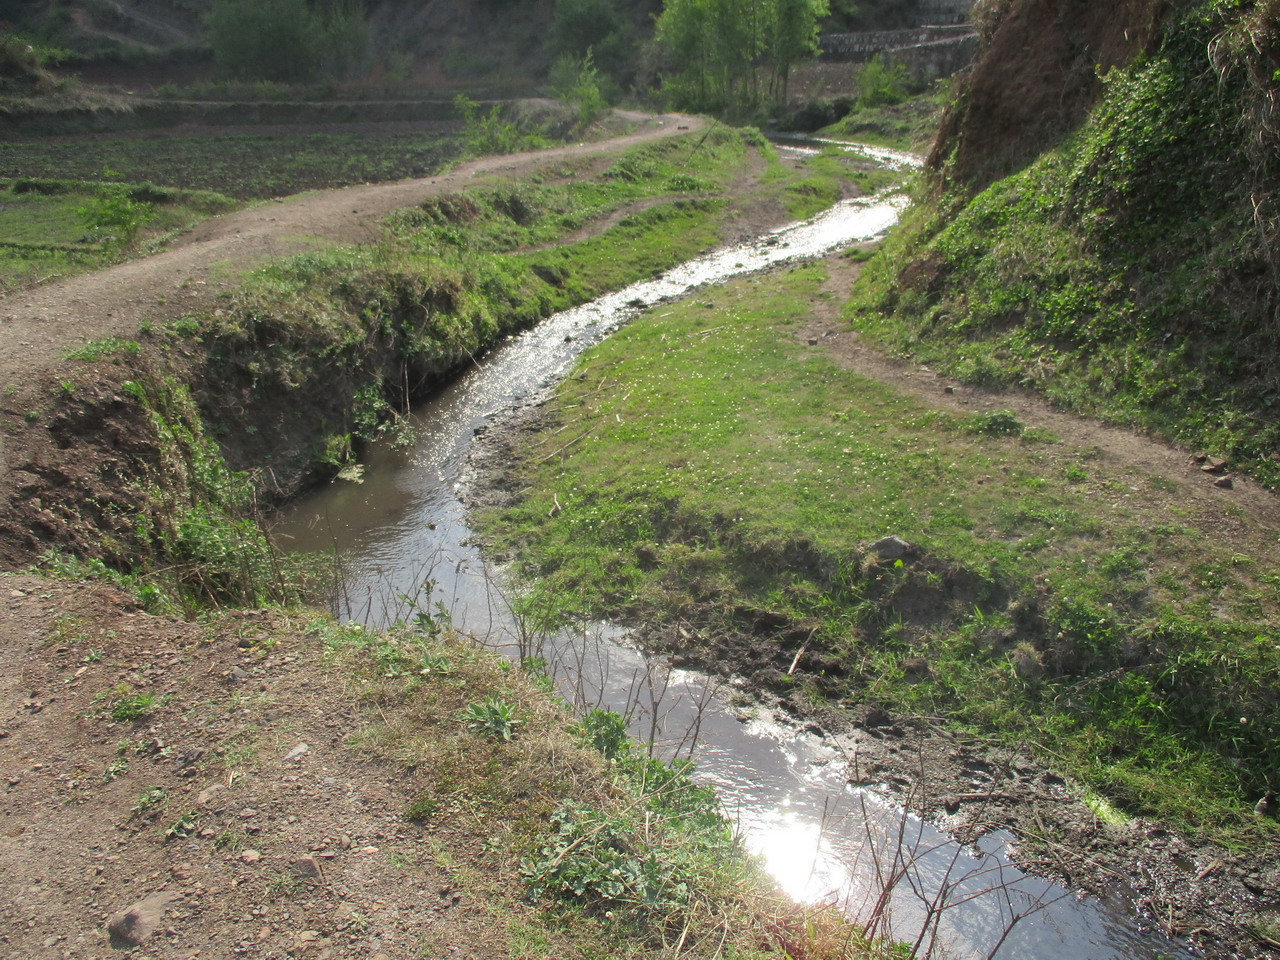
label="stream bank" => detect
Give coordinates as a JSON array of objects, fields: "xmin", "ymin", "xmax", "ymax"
[
  {"xmin": 460, "ymin": 254, "xmax": 1280, "ymax": 958},
  {"xmin": 468, "ymin": 336, "xmax": 1274, "ymax": 960},
  {"xmin": 272, "ymin": 178, "xmax": 1265, "ymax": 956}
]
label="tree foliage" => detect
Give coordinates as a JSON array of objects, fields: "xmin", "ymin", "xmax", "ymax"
[
  {"xmin": 654, "ymin": 0, "xmax": 829, "ymax": 116},
  {"xmin": 548, "ymin": 0, "xmax": 653, "ymax": 90},
  {"xmin": 205, "ymin": 0, "xmax": 369, "ymax": 84},
  {"xmin": 550, "ymin": 51, "xmax": 609, "ymax": 130}
]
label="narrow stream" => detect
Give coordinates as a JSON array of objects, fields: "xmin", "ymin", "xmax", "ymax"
[{"xmin": 273, "ymin": 178, "xmax": 1194, "ymax": 959}]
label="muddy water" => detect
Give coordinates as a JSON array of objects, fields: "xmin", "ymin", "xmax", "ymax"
[{"xmin": 273, "ymin": 192, "xmax": 1193, "ymax": 960}]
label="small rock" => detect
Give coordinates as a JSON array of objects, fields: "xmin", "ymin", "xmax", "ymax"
[
  {"xmin": 1213, "ymin": 475, "xmax": 1234, "ymax": 489},
  {"xmin": 106, "ymin": 891, "xmax": 180, "ymax": 948},
  {"xmin": 172, "ymin": 748, "xmax": 206, "ymax": 772},
  {"xmin": 292, "ymin": 856, "xmax": 323, "ymax": 882},
  {"xmin": 196, "ymin": 785, "xmax": 225, "ymax": 809},
  {"xmin": 338, "ymin": 835, "xmax": 352, "ymax": 850},
  {"xmin": 240, "ymin": 850, "xmax": 261, "ymax": 864},
  {"xmin": 807, "ymin": 338, "xmax": 818, "ymax": 346},
  {"xmin": 283, "ymin": 743, "xmax": 310, "ymax": 762},
  {"xmin": 869, "ymin": 535, "xmax": 910, "ymax": 559},
  {"xmin": 238, "ymin": 808, "xmax": 259, "ymax": 819},
  {"xmin": 1255, "ymin": 791, "xmax": 1277, "ymax": 818},
  {"xmin": 1200, "ymin": 457, "xmax": 1227, "ymax": 474}
]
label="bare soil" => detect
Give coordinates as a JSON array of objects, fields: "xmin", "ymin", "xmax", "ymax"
[{"xmin": 0, "ymin": 570, "xmax": 528, "ymax": 960}]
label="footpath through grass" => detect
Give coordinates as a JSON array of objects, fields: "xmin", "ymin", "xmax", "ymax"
[{"xmin": 480, "ymin": 259, "xmax": 1280, "ymax": 850}]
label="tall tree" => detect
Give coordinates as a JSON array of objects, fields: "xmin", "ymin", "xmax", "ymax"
[{"xmin": 654, "ymin": 0, "xmax": 828, "ymax": 115}]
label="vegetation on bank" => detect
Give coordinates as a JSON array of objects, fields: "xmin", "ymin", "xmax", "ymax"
[
  {"xmin": 849, "ymin": 0, "xmax": 1280, "ymax": 490},
  {"xmin": 479, "ymin": 260, "xmax": 1280, "ymax": 848},
  {"xmin": 11, "ymin": 562, "xmax": 880, "ymax": 959},
  {"xmin": 32, "ymin": 126, "xmax": 870, "ymax": 627},
  {"xmin": 307, "ymin": 614, "xmax": 877, "ymax": 958}
]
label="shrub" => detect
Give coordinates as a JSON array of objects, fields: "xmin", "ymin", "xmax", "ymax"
[{"xmin": 205, "ymin": 0, "xmax": 369, "ymax": 83}]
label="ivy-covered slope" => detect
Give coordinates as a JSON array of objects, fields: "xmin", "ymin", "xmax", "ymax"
[{"xmin": 853, "ymin": 0, "xmax": 1280, "ymax": 487}]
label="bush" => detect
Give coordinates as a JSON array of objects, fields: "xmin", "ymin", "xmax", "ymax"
[
  {"xmin": 856, "ymin": 54, "xmax": 910, "ymax": 109},
  {"xmin": 77, "ymin": 178, "xmax": 153, "ymax": 246},
  {"xmin": 550, "ymin": 51, "xmax": 609, "ymax": 131},
  {"xmin": 204, "ymin": 0, "xmax": 369, "ymax": 83}
]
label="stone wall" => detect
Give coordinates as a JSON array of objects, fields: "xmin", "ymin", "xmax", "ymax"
[
  {"xmin": 918, "ymin": 0, "xmax": 975, "ymax": 25},
  {"xmin": 818, "ymin": 24, "xmax": 975, "ymax": 63},
  {"xmin": 882, "ymin": 33, "xmax": 981, "ymax": 82}
]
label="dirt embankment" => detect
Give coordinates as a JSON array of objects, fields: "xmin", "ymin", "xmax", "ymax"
[
  {"xmin": 0, "ymin": 112, "xmax": 706, "ymax": 568},
  {"xmin": 0, "ymin": 571, "xmax": 524, "ymax": 959},
  {"xmin": 928, "ymin": 0, "xmax": 1166, "ymax": 186}
]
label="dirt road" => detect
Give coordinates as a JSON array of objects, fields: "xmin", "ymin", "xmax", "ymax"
[{"xmin": 0, "ymin": 111, "xmax": 705, "ymax": 406}]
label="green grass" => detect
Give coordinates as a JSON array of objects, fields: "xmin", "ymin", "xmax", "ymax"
[
  {"xmin": 480, "ymin": 260, "xmax": 1280, "ymax": 847},
  {"xmin": 194, "ymin": 127, "xmax": 816, "ymax": 469},
  {"xmin": 846, "ymin": 1, "xmax": 1280, "ymax": 490},
  {"xmin": 0, "ymin": 177, "xmax": 239, "ymax": 294},
  {"xmin": 821, "ymin": 87, "xmax": 949, "ymax": 153}
]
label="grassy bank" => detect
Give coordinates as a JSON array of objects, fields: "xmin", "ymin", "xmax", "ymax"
[
  {"xmin": 3, "ymin": 561, "xmax": 886, "ymax": 958},
  {"xmin": 174, "ymin": 126, "xmax": 894, "ymax": 496},
  {"xmin": 846, "ymin": 0, "xmax": 1280, "ymax": 491},
  {"xmin": 478, "ymin": 259, "xmax": 1280, "ymax": 848},
  {"xmin": 12, "ymin": 127, "xmax": 775, "ymax": 590}
]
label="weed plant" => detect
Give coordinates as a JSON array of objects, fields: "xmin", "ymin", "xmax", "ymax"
[
  {"xmin": 119, "ymin": 375, "xmax": 308, "ymax": 612},
  {"xmin": 312, "ymin": 612, "xmax": 883, "ymax": 957}
]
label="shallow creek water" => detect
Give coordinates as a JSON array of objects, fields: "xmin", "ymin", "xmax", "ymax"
[{"xmin": 273, "ymin": 168, "xmax": 1194, "ymax": 959}]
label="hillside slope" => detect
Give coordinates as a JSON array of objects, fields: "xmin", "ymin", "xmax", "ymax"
[{"xmin": 854, "ymin": 0, "xmax": 1280, "ymax": 487}]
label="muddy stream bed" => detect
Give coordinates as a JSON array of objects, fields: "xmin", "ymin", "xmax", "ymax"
[{"xmin": 273, "ymin": 149, "xmax": 1195, "ymax": 959}]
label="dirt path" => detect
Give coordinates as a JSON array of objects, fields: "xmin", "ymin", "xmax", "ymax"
[
  {"xmin": 0, "ymin": 111, "xmax": 705, "ymax": 408},
  {"xmin": 803, "ymin": 256, "xmax": 1280, "ymax": 546}
]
